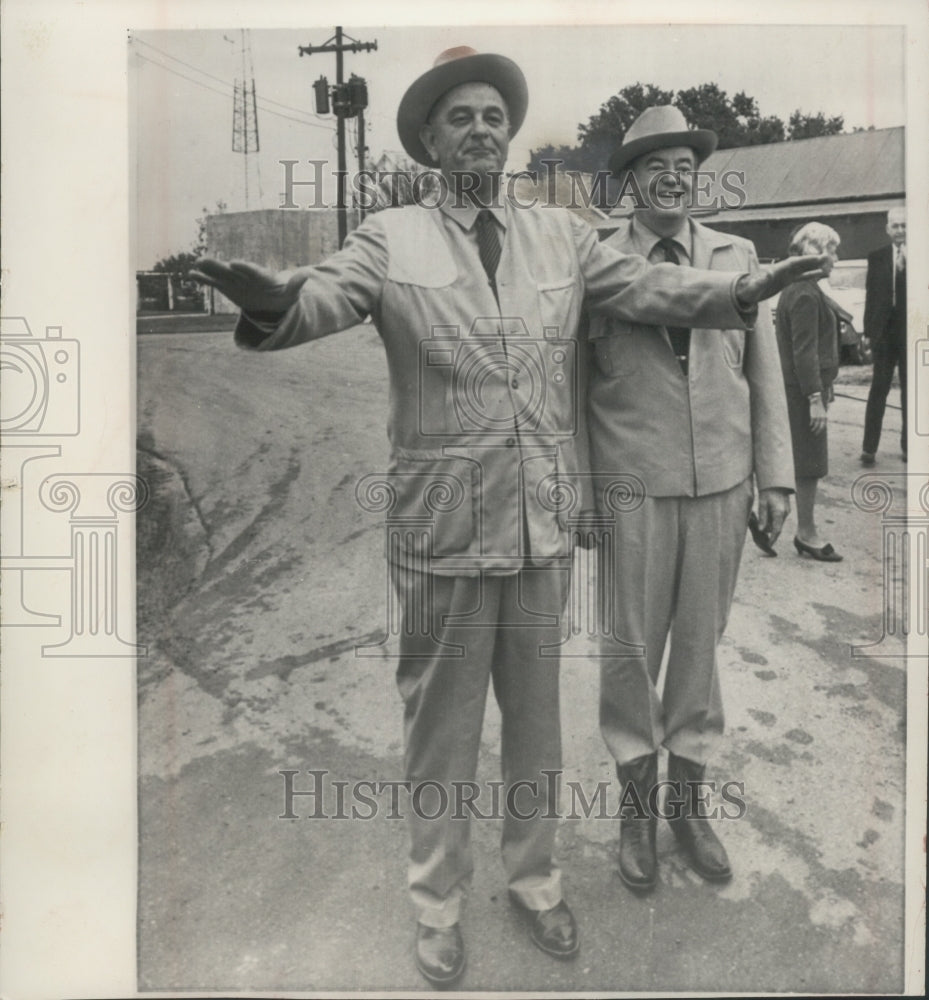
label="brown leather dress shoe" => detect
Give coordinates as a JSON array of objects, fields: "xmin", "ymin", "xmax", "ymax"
[
  {"xmin": 414, "ymin": 922, "xmax": 465, "ymax": 988},
  {"xmin": 509, "ymin": 894, "xmax": 580, "ymax": 959},
  {"xmin": 667, "ymin": 753, "xmax": 732, "ymax": 881}
]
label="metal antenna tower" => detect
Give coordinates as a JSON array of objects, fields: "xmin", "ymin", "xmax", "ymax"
[{"xmin": 231, "ymin": 29, "xmax": 260, "ymax": 208}]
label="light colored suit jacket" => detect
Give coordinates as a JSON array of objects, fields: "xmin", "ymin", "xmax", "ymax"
[
  {"xmin": 238, "ymin": 204, "xmax": 754, "ymax": 570},
  {"xmin": 587, "ymin": 217, "xmax": 794, "ymax": 498}
]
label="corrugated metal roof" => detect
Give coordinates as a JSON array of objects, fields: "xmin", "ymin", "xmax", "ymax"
[
  {"xmin": 700, "ymin": 126, "xmax": 904, "ymax": 208},
  {"xmin": 608, "ymin": 126, "xmax": 904, "ymax": 219},
  {"xmin": 693, "ymin": 197, "xmax": 904, "ymax": 226}
]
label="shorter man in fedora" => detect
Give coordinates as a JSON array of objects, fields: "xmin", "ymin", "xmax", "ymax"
[
  {"xmin": 588, "ymin": 106, "xmax": 795, "ymax": 891},
  {"xmin": 195, "ymin": 55, "xmax": 823, "ymax": 987}
]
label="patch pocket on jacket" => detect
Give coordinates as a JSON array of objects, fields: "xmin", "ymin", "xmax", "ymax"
[
  {"xmin": 592, "ymin": 332, "xmax": 640, "ymax": 377},
  {"xmin": 722, "ymin": 329, "xmax": 745, "ymax": 369},
  {"xmin": 381, "ymin": 453, "xmax": 475, "ymax": 557},
  {"xmin": 537, "ymin": 275, "xmax": 580, "ymax": 341}
]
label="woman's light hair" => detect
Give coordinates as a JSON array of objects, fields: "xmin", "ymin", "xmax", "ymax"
[{"xmin": 788, "ymin": 222, "xmax": 840, "ymax": 256}]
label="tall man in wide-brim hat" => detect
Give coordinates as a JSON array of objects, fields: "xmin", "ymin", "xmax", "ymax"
[
  {"xmin": 589, "ymin": 105, "xmax": 795, "ymax": 892},
  {"xmin": 194, "ymin": 51, "xmax": 825, "ymax": 988}
]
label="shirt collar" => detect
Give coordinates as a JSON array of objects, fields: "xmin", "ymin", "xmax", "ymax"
[
  {"xmin": 439, "ymin": 196, "xmax": 508, "ymax": 233},
  {"xmin": 631, "ymin": 216, "xmax": 692, "ymax": 262}
]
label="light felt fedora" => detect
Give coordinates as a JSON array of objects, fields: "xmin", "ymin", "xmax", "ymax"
[
  {"xmin": 608, "ymin": 105, "xmax": 717, "ymax": 176},
  {"xmin": 397, "ymin": 46, "xmax": 528, "ymax": 167}
]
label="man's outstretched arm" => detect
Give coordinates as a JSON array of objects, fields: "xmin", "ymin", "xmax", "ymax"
[
  {"xmin": 190, "ymin": 259, "xmax": 312, "ymax": 316},
  {"xmin": 575, "ymin": 214, "xmax": 828, "ymax": 329},
  {"xmin": 191, "ymin": 219, "xmax": 388, "ymax": 350},
  {"xmin": 733, "ymin": 255, "xmax": 830, "ymax": 308}
]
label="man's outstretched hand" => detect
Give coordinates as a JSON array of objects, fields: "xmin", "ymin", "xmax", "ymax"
[
  {"xmin": 190, "ymin": 258, "xmax": 309, "ymax": 315},
  {"xmin": 735, "ymin": 254, "xmax": 830, "ymax": 306}
]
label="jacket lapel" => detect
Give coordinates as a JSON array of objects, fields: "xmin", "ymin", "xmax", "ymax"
[{"xmin": 692, "ymin": 219, "xmax": 737, "ymax": 272}]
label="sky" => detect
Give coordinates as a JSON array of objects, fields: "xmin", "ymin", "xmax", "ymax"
[{"xmin": 131, "ymin": 22, "xmax": 906, "ymax": 268}]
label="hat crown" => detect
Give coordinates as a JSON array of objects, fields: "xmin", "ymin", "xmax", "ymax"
[
  {"xmin": 624, "ymin": 105, "xmax": 695, "ymax": 147},
  {"xmin": 434, "ymin": 46, "xmax": 480, "ymax": 67},
  {"xmin": 397, "ymin": 47, "xmax": 528, "ymax": 166}
]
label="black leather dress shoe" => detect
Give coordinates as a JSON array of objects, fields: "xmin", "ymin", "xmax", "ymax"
[
  {"xmin": 616, "ymin": 753, "xmax": 658, "ymax": 892},
  {"xmin": 509, "ymin": 894, "xmax": 579, "ymax": 959},
  {"xmin": 414, "ymin": 922, "xmax": 465, "ymax": 988},
  {"xmin": 667, "ymin": 754, "xmax": 732, "ymax": 882}
]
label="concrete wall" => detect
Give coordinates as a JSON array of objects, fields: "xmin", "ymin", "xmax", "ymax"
[{"xmin": 205, "ymin": 209, "xmax": 356, "ymax": 313}]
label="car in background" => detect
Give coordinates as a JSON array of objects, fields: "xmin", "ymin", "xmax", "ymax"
[
  {"xmin": 824, "ymin": 259, "xmax": 872, "ymax": 365},
  {"xmin": 769, "ymin": 259, "xmax": 872, "ymax": 365}
]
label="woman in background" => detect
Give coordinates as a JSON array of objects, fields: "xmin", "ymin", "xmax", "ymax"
[{"xmin": 775, "ymin": 222, "xmax": 843, "ymax": 562}]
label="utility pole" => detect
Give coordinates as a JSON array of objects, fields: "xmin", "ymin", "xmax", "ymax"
[
  {"xmin": 357, "ymin": 105, "xmax": 367, "ymax": 223},
  {"xmin": 298, "ymin": 26, "xmax": 377, "ymax": 247}
]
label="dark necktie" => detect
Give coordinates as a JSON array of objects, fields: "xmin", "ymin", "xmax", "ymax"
[
  {"xmin": 476, "ymin": 210, "xmax": 502, "ymax": 295},
  {"xmin": 657, "ymin": 238, "xmax": 691, "ymax": 375}
]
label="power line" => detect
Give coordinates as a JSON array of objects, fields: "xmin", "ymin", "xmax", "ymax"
[
  {"xmin": 131, "ymin": 35, "xmax": 332, "ymax": 122},
  {"xmin": 134, "ymin": 51, "xmax": 230, "ymax": 99},
  {"xmin": 133, "ymin": 36, "xmax": 232, "ymax": 88},
  {"xmin": 133, "ymin": 50, "xmax": 335, "ymax": 131}
]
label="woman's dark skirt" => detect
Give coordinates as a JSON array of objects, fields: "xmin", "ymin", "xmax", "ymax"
[{"xmin": 785, "ymin": 381, "xmax": 830, "ymax": 479}]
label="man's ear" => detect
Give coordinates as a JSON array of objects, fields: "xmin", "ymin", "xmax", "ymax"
[{"xmin": 420, "ymin": 123, "xmax": 436, "ymax": 164}]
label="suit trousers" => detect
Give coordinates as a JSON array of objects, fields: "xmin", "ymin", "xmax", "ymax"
[
  {"xmin": 863, "ymin": 336, "xmax": 908, "ymax": 455},
  {"xmin": 391, "ymin": 563, "xmax": 568, "ymax": 927},
  {"xmin": 599, "ymin": 476, "xmax": 753, "ymax": 766}
]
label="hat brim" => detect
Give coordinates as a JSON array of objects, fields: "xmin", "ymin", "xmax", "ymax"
[
  {"xmin": 609, "ymin": 129, "xmax": 718, "ymax": 176},
  {"xmin": 397, "ymin": 53, "xmax": 528, "ymax": 167}
]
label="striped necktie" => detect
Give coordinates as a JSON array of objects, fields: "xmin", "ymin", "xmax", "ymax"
[
  {"xmin": 476, "ymin": 210, "xmax": 502, "ymax": 292},
  {"xmin": 657, "ymin": 238, "xmax": 691, "ymax": 375}
]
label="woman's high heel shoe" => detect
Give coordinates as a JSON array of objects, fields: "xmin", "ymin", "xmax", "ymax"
[{"xmin": 794, "ymin": 537, "xmax": 843, "ymax": 562}]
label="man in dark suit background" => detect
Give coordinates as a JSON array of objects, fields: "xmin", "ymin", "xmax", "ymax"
[{"xmin": 861, "ymin": 207, "xmax": 907, "ymax": 464}]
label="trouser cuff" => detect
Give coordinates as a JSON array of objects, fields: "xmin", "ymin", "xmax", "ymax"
[{"xmin": 507, "ymin": 868, "xmax": 563, "ymax": 912}]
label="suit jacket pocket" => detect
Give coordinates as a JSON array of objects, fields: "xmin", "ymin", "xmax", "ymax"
[
  {"xmin": 591, "ymin": 330, "xmax": 641, "ymax": 377},
  {"xmin": 722, "ymin": 329, "xmax": 745, "ymax": 369},
  {"xmin": 383, "ymin": 451, "xmax": 475, "ymax": 558},
  {"xmin": 537, "ymin": 275, "xmax": 581, "ymax": 340}
]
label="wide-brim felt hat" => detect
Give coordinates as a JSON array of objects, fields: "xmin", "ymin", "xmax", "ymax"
[
  {"xmin": 608, "ymin": 105, "xmax": 718, "ymax": 175},
  {"xmin": 398, "ymin": 46, "xmax": 528, "ymax": 166}
]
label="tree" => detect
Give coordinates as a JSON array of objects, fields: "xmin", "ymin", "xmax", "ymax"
[
  {"xmin": 525, "ymin": 142, "xmax": 592, "ymax": 174},
  {"xmin": 193, "ymin": 199, "xmax": 228, "ymax": 257},
  {"xmin": 675, "ymin": 85, "xmax": 785, "ymax": 148},
  {"xmin": 148, "ymin": 201, "xmax": 227, "ymax": 312},
  {"xmin": 527, "ymin": 82, "xmax": 674, "ymax": 174},
  {"xmin": 527, "ymin": 82, "xmax": 844, "ymax": 172},
  {"xmin": 576, "ymin": 83, "xmax": 675, "ymax": 169},
  {"xmin": 787, "ymin": 110, "xmax": 845, "ymax": 140},
  {"xmin": 151, "ymin": 250, "xmax": 200, "ymax": 276},
  {"xmin": 152, "ymin": 200, "xmax": 227, "ymax": 275}
]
